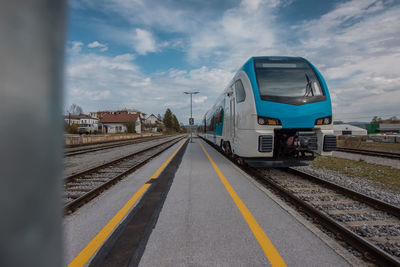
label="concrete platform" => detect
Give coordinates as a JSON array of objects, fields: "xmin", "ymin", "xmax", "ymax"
[
  {"xmin": 63, "ymin": 138, "xmax": 187, "ymax": 266},
  {"xmin": 138, "ymin": 138, "xmax": 352, "ymax": 266},
  {"xmin": 64, "ymin": 137, "xmax": 358, "ymax": 266}
]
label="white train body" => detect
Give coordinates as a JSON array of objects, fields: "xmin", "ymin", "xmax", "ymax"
[{"xmin": 198, "ymin": 57, "xmax": 336, "ymax": 167}]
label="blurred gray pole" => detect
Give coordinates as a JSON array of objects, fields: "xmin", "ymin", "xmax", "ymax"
[
  {"xmin": 190, "ymin": 93, "xmax": 193, "ymax": 141},
  {"xmin": 0, "ymin": 1, "xmax": 66, "ymax": 267}
]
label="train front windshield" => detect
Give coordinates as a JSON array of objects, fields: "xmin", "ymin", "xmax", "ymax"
[{"xmin": 254, "ymin": 59, "xmax": 326, "ymax": 105}]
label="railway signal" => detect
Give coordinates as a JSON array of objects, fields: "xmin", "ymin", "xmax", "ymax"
[{"xmin": 184, "ymin": 91, "xmax": 199, "ymax": 142}]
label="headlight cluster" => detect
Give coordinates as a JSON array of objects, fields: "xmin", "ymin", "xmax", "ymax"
[
  {"xmin": 315, "ymin": 116, "xmax": 332, "ymax": 125},
  {"xmin": 258, "ymin": 116, "xmax": 281, "ymax": 125}
]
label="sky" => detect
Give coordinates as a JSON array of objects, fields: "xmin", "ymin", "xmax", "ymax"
[{"xmin": 65, "ymin": 0, "xmax": 400, "ymax": 123}]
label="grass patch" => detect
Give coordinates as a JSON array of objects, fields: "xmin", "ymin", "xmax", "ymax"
[
  {"xmin": 338, "ymin": 139, "xmax": 400, "ymax": 153},
  {"xmin": 311, "ymin": 156, "xmax": 400, "ymax": 191}
]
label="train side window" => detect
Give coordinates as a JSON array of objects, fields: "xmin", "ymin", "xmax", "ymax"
[
  {"xmin": 212, "ymin": 115, "xmax": 216, "ymax": 131},
  {"xmin": 217, "ymin": 107, "xmax": 223, "ymax": 124},
  {"xmin": 215, "ymin": 107, "xmax": 222, "ymax": 124},
  {"xmin": 235, "ymin": 80, "xmax": 246, "ymax": 103}
]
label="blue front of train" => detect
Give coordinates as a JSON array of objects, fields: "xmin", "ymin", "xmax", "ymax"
[{"xmin": 241, "ymin": 57, "xmax": 336, "ymax": 166}]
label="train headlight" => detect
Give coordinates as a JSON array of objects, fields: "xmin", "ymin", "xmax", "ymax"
[
  {"xmin": 258, "ymin": 116, "xmax": 281, "ymax": 125},
  {"xmin": 315, "ymin": 116, "xmax": 332, "ymax": 125}
]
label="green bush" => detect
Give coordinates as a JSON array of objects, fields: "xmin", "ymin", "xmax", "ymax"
[
  {"xmin": 65, "ymin": 122, "xmax": 78, "ymax": 134},
  {"xmin": 124, "ymin": 122, "xmax": 136, "ymax": 133}
]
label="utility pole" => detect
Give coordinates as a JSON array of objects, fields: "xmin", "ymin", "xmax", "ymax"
[{"xmin": 184, "ymin": 91, "xmax": 199, "ymax": 142}]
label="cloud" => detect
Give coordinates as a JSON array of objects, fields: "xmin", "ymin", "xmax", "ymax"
[
  {"xmin": 132, "ymin": 28, "xmax": 157, "ymax": 55},
  {"xmin": 193, "ymin": 95, "xmax": 208, "ymax": 104},
  {"xmin": 187, "ymin": 0, "xmax": 279, "ymax": 69},
  {"xmin": 284, "ymin": 0, "xmax": 400, "ymax": 121},
  {"xmin": 67, "ymin": 41, "xmax": 84, "ymax": 54},
  {"xmin": 67, "ymin": 0, "xmax": 400, "ymax": 123},
  {"xmin": 65, "ymin": 47, "xmax": 233, "ymax": 122},
  {"xmin": 87, "ymin": 41, "xmax": 108, "ymax": 52}
]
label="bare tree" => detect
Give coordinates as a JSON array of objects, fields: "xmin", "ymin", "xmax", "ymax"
[
  {"xmin": 371, "ymin": 116, "xmax": 382, "ymax": 124},
  {"xmin": 66, "ymin": 104, "xmax": 83, "ymax": 115}
]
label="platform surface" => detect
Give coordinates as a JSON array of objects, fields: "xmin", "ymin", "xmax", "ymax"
[
  {"xmin": 138, "ymin": 138, "xmax": 350, "ymax": 266},
  {"xmin": 63, "ymin": 139, "xmax": 187, "ymax": 266}
]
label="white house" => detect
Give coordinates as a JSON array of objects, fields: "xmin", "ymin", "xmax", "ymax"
[
  {"xmin": 64, "ymin": 114, "xmax": 98, "ymax": 126},
  {"xmin": 79, "ymin": 116, "xmax": 99, "ymax": 125},
  {"xmin": 64, "ymin": 114, "xmax": 80, "ymax": 125},
  {"xmin": 145, "ymin": 114, "xmax": 162, "ymax": 132},
  {"xmin": 100, "ymin": 113, "xmax": 141, "ymax": 133},
  {"xmin": 146, "ymin": 114, "xmax": 161, "ymax": 124}
]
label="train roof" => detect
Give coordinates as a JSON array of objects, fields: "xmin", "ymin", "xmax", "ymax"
[
  {"xmin": 251, "ymin": 56, "xmax": 303, "ymax": 60},
  {"xmin": 242, "ymin": 56, "xmax": 306, "ymax": 67}
]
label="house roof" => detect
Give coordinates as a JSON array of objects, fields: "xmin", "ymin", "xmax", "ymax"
[
  {"xmin": 64, "ymin": 114, "xmax": 96, "ymax": 120},
  {"xmin": 100, "ymin": 113, "xmax": 139, "ymax": 123},
  {"xmin": 333, "ymin": 124, "xmax": 367, "ymax": 132}
]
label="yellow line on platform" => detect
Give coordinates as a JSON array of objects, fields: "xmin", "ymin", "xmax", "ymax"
[
  {"xmin": 68, "ymin": 138, "xmax": 187, "ymax": 267},
  {"xmin": 198, "ymin": 140, "xmax": 287, "ymax": 267}
]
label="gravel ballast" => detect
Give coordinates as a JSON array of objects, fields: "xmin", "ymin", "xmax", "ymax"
[{"xmin": 295, "ymin": 165, "xmax": 400, "ymax": 207}]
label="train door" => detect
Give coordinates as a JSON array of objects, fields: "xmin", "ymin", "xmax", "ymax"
[{"xmin": 230, "ymin": 97, "xmax": 235, "ymax": 141}]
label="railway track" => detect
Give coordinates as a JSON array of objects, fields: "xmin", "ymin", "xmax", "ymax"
[
  {"xmin": 337, "ymin": 147, "xmax": 400, "ymax": 159},
  {"xmin": 64, "ymin": 135, "xmax": 167, "ymax": 157},
  {"xmin": 64, "ymin": 135, "xmax": 185, "ymax": 214},
  {"xmin": 246, "ymin": 168, "xmax": 400, "ymax": 266},
  {"xmin": 199, "ymin": 136, "xmax": 400, "ymax": 265}
]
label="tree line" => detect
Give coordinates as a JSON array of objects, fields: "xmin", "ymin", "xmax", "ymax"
[
  {"xmin": 371, "ymin": 116, "xmax": 400, "ymax": 124},
  {"xmin": 162, "ymin": 108, "xmax": 186, "ymax": 133}
]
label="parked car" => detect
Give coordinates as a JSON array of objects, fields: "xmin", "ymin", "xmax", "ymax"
[{"xmin": 77, "ymin": 124, "xmax": 98, "ymax": 135}]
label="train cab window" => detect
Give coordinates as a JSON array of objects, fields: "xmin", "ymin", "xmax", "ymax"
[
  {"xmin": 254, "ymin": 58, "xmax": 326, "ymax": 105},
  {"xmin": 235, "ymin": 80, "xmax": 246, "ymax": 103}
]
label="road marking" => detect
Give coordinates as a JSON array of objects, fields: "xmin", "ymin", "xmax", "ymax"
[
  {"xmin": 198, "ymin": 140, "xmax": 287, "ymax": 267},
  {"xmin": 68, "ymin": 138, "xmax": 187, "ymax": 267}
]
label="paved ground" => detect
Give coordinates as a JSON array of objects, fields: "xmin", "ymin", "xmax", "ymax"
[
  {"xmin": 139, "ymin": 138, "xmax": 351, "ymax": 266},
  {"xmin": 63, "ymin": 139, "xmax": 187, "ymax": 266},
  {"xmin": 64, "ymin": 137, "xmax": 357, "ymax": 266},
  {"xmin": 332, "ymin": 151, "xmax": 400, "ymax": 169}
]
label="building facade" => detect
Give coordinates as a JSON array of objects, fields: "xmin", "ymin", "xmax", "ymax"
[
  {"xmin": 100, "ymin": 113, "xmax": 141, "ymax": 133},
  {"xmin": 64, "ymin": 114, "xmax": 98, "ymax": 126}
]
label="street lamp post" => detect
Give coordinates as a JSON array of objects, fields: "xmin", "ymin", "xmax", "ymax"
[{"xmin": 184, "ymin": 91, "xmax": 199, "ymax": 142}]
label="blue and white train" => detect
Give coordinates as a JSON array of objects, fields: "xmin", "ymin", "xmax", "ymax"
[{"xmin": 198, "ymin": 56, "xmax": 336, "ymax": 167}]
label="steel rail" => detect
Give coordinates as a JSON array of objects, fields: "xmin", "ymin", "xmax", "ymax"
[
  {"xmin": 284, "ymin": 168, "xmax": 400, "ymax": 218},
  {"xmin": 337, "ymin": 147, "xmax": 400, "ymax": 159},
  {"xmin": 64, "ymin": 136, "xmax": 181, "ymax": 183},
  {"xmin": 64, "ymin": 135, "xmax": 167, "ymax": 157},
  {"xmin": 64, "ymin": 136, "xmax": 184, "ymax": 213},
  {"xmin": 246, "ymin": 168, "xmax": 400, "ymax": 267}
]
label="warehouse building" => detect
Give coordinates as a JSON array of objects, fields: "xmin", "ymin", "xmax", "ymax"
[
  {"xmin": 378, "ymin": 123, "xmax": 400, "ymax": 133},
  {"xmin": 333, "ymin": 124, "xmax": 367, "ymax": 136}
]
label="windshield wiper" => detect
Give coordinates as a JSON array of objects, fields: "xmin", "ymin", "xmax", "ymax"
[{"xmin": 304, "ymin": 74, "xmax": 314, "ymax": 97}]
